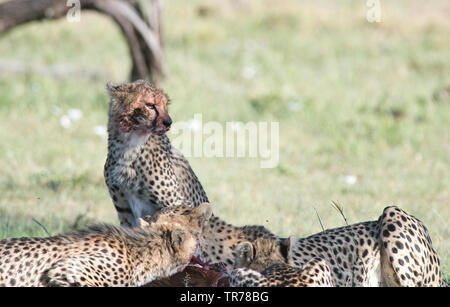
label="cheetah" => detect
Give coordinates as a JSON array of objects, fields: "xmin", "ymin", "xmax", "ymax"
[
  {"xmin": 143, "ymin": 203, "xmax": 278, "ymax": 272},
  {"xmin": 287, "ymin": 206, "xmax": 446, "ymax": 287},
  {"xmin": 229, "ymin": 238, "xmax": 333, "ymax": 287},
  {"xmin": 138, "ymin": 201, "xmax": 447, "ymax": 286},
  {"xmin": 225, "ymin": 206, "xmax": 446, "ymax": 287},
  {"xmin": 101, "ymin": 82, "xmax": 447, "ymax": 284},
  {"xmin": 0, "ymin": 203, "xmax": 212, "ymax": 287},
  {"xmin": 233, "ymin": 237, "xmax": 290, "ymax": 273},
  {"xmin": 230, "ymin": 261, "xmax": 333, "ymax": 287},
  {"xmin": 104, "ymin": 80, "xmax": 208, "ymax": 227}
]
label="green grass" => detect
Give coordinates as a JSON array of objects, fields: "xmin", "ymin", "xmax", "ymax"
[{"xmin": 0, "ymin": 0, "xmax": 448, "ymax": 276}]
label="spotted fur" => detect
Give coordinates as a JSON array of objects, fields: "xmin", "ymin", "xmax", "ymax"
[
  {"xmin": 143, "ymin": 204, "xmax": 277, "ymax": 272},
  {"xmin": 230, "ymin": 238, "xmax": 333, "ymax": 287},
  {"xmin": 0, "ymin": 204, "xmax": 212, "ymax": 287},
  {"xmin": 230, "ymin": 260, "xmax": 333, "ymax": 287},
  {"xmin": 226, "ymin": 207, "xmax": 445, "ymax": 287},
  {"xmin": 103, "ymin": 80, "xmax": 277, "ymax": 272},
  {"xmin": 104, "ymin": 80, "xmax": 208, "ymax": 227},
  {"xmin": 288, "ymin": 206, "xmax": 445, "ymax": 287},
  {"xmin": 102, "ymin": 82, "xmax": 446, "ymax": 286},
  {"xmin": 378, "ymin": 206, "xmax": 444, "ymax": 286}
]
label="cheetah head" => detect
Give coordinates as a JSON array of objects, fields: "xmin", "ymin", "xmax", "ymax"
[
  {"xmin": 161, "ymin": 226, "xmax": 199, "ymax": 272},
  {"xmin": 141, "ymin": 203, "xmax": 213, "ymax": 269},
  {"xmin": 140, "ymin": 203, "xmax": 213, "ymax": 236},
  {"xmin": 234, "ymin": 237, "xmax": 291, "ymax": 272},
  {"xmin": 106, "ymin": 80, "xmax": 172, "ymax": 136}
]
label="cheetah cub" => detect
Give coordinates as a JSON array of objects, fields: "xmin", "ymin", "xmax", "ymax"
[
  {"xmin": 0, "ymin": 203, "xmax": 212, "ymax": 287},
  {"xmin": 104, "ymin": 80, "xmax": 208, "ymax": 227},
  {"xmin": 230, "ymin": 238, "xmax": 333, "ymax": 287}
]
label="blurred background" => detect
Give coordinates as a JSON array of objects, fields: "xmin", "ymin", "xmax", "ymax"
[{"xmin": 0, "ymin": 0, "xmax": 448, "ymax": 275}]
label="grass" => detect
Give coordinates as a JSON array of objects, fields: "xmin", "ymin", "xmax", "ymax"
[{"xmin": 0, "ymin": 0, "xmax": 448, "ymax": 277}]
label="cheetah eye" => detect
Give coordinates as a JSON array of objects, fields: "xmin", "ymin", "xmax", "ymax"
[{"xmin": 145, "ymin": 103, "xmax": 156, "ymax": 109}]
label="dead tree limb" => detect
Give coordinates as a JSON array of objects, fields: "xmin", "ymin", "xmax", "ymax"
[{"xmin": 0, "ymin": 0, "xmax": 165, "ymax": 85}]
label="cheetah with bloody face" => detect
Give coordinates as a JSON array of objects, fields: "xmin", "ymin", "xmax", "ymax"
[
  {"xmin": 230, "ymin": 238, "xmax": 333, "ymax": 287},
  {"xmin": 0, "ymin": 203, "xmax": 212, "ymax": 287},
  {"xmin": 104, "ymin": 80, "xmax": 208, "ymax": 227}
]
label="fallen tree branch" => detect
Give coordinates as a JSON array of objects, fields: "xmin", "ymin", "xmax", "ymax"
[{"xmin": 0, "ymin": 0, "xmax": 165, "ymax": 85}]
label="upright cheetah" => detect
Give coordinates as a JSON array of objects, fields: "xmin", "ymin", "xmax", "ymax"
[
  {"xmin": 0, "ymin": 203, "xmax": 212, "ymax": 287},
  {"xmin": 104, "ymin": 80, "xmax": 208, "ymax": 227}
]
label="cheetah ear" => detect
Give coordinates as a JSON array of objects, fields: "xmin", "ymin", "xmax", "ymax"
[
  {"xmin": 282, "ymin": 236, "xmax": 296, "ymax": 262},
  {"xmin": 235, "ymin": 241, "xmax": 254, "ymax": 268},
  {"xmin": 138, "ymin": 218, "xmax": 150, "ymax": 228},
  {"xmin": 191, "ymin": 203, "xmax": 213, "ymax": 221},
  {"xmin": 279, "ymin": 237, "xmax": 292, "ymax": 263},
  {"xmin": 106, "ymin": 81, "xmax": 127, "ymax": 98}
]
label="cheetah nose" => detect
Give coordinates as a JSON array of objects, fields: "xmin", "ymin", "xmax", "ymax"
[{"xmin": 163, "ymin": 117, "xmax": 172, "ymax": 128}]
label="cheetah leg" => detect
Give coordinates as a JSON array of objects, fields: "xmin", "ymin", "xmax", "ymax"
[
  {"xmin": 44, "ymin": 257, "xmax": 100, "ymax": 287},
  {"xmin": 378, "ymin": 206, "xmax": 442, "ymax": 287},
  {"xmin": 263, "ymin": 259, "xmax": 334, "ymax": 287},
  {"xmin": 112, "ymin": 192, "xmax": 161, "ymax": 227},
  {"xmin": 297, "ymin": 257, "xmax": 334, "ymax": 287},
  {"xmin": 110, "ymin": 192, "xmax": 136, "ymax": 227},
  {"xmin": 229, "ymin": 268, "xmax": 271, "ymax": 287},
  {"xmin": 379, "ymin": 242, "xmax": 401, "ymax": 287}
]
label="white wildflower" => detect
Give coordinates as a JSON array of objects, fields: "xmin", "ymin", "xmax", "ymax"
[
  {"xmin": 93, "ymin": 125, "xmax": 107, "ymax": 138},
  {"xmin": 67, "ymin": 109, "xmax": 83, "ymax": 121},
  {"xmin": 343, "ymin": 175, "xmax": 357, "ymax": 185},
  {"xmin": 60, "ymin": 115, "xmax": 71, "ymax": 129},
  {"xmin": 287, "ymin": 101, "xmax": 301, "ymax": 112},
  {"xmin": 242, "ymin": 65, "xmax": 257, "ymax": 80}
]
